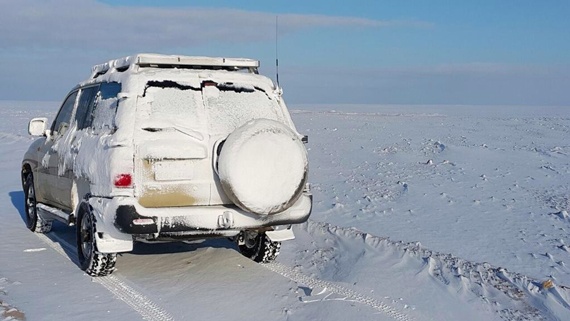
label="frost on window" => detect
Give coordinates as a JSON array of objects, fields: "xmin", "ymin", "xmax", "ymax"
[
  {"xmin": 145, "ymin": 84, "xmax": 204, "ymax": 127},
  {"xmin": 138, "ymin": 81, "xmax": 206, "ymax": 134},
  {"xmin": 75, "ymin": 86, "xmax": 99, "ymax": 130},
  {"xmin": 149, "ymin": 88, "xmax": 201, "ymax": 119},
  {"xmin": 91, "ymin": 82, "xmax": 121, "ymax": 132},
  {"xmin": 205, "ymin": 85, "xmax": 284, "ymax": 136}
]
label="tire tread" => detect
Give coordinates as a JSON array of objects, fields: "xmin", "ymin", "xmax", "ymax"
[
  {"xmin": 77, "ymin": 202, "xmax": 117, "ymax": 277},
  {"xmin": 23, "ymin": 172, "xmax": 52, "ymax": 233},
  {"xmin": 238, "ymin": 232, "xmax": 281, "ymax": 263}
]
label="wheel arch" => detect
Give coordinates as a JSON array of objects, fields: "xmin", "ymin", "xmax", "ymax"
[
  {"xmin": 82, "ymin": 196, "xmax": 134, "ymax": 253},
  {"xmin": 21, "ymin": 162, "xmax": 35, "ymax": 190},
  {"xmin": 71, "ymin": 178, "xmax": 92, "ymax": 220}
]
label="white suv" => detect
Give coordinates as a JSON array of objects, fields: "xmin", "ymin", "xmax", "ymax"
[{"xmin": 22, "ymin": 54, "xmax": 312, "ymax": 276}]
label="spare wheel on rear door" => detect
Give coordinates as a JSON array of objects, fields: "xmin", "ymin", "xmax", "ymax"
[{"xmin": 217, "ymin": 118, "xmax": 308, "ymax": 215}]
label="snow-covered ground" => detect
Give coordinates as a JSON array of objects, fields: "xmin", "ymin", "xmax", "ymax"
[{"xmin": 1, "ymin": 101, "xmax": 569, "ymax": 320}]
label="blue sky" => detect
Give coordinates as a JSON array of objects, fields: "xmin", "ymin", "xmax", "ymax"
[{"xmin": 1, "ymin": 0, "xmax": 569, "ymax": 105}]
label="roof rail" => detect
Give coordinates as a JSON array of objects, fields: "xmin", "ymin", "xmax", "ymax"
[{"xmin": 91, "ymin": 54, "xmax": 260, "ymax": 79}]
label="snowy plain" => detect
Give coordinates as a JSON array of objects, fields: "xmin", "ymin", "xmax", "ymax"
[{"xmin": 1, "ymin": 101, "xmax": 570, "ymax": 321}]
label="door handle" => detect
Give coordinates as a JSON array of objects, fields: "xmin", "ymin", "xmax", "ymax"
[{"xmin": 70, "ymin": 135, "xmax": 79, "ymax": 153}]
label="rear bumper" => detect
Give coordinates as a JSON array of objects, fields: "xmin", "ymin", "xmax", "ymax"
[{"xmin": 104, "ymin": 193, "xmax": 312, "ymax": 237}]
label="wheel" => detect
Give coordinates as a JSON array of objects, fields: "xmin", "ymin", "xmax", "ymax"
[
  {"xmin": 76, "ymin": 202, "xmax": 117, "ymax": 276},
  {"xmin": 237, "ymin": 231, "xmax": 281, "ymax": 263},
  {"xmin": 23, "ymin": 172, "xmax": 52, "ymax": 233}
]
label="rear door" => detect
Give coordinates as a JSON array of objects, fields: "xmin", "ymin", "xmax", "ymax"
[
  {"xmin": 37, "ymin": 85, "xmax": 100, "ymax": 211},
  {"xmin": 36, "ymin": 90, "xmax": 78, "ymax": 210},
  {"xmin": 55, "ymin": 85, "xmax": 100, "ymax": 209},
  {"xmin": 132, "ymin": 79, "xmax": 288, "ymax": 208},
  {"xmin": 202, "ymin": 82, "xmax": 288, "ymax": 204},
  {"xmin": 133, "ymin": 81, "xmax": 212, "ymax": 208}
]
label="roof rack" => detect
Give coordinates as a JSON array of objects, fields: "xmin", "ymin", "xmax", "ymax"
[{"xmin": 91, "ymin": 54, "xmax": 260, "ymax": 79}]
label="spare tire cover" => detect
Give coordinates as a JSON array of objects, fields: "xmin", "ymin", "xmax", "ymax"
[{"xmin": 218, "ymin": 118, "xmax": 308, "ymax": 215}]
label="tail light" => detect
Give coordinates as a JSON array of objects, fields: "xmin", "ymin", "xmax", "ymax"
[{"xmin": 114, "ymin": 174, "xmax": 132, "ymax": 188}]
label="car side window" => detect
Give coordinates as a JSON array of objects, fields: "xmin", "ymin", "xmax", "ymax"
[
  {"xmin": 51, "ymin": 91, "xmax": 79, "ymax": 136},
  {"xmin": 99, "ymin": 82, "xmax": 121, "ymax": 100},
  {"xmin": 75, "ymin": 85, "xmax": 100, "ymax": 130},
  {"xmin": 88, "ymin": 82, "xmax": 121, "ymax": 130}
]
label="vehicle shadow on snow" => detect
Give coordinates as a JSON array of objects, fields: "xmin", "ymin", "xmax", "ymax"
[
  {"xmin": 9, "ymin": 191, "xmax": 82, "ymax": 266},
  {"xmin": 129, "ymin": 238, "xmax": 238, "ymax": 256},
  {"xmin": 8, "ymin": 190, "xmax": 238, "ymax": 269},
  {"xmin": 9, "ymin": 191, "xmax": 26, "ymax": 223}
]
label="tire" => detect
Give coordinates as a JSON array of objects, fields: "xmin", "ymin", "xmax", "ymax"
[
  {"xmin": 23, "ymin": 172, "xmax": 52, "ymax": 233},
  {"xmin": 218, "ymin": 119, "xmax": 308, "ymax": 215},
  {"xmin": 237, "ymin": 231, "xmax": 281, "ymax": 263},
  {"xmin": 76, "ymin": 202, "xmax": 117, "ymax": 277}
]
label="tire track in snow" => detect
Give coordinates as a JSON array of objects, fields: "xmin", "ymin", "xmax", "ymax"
[
  {"xmin": 263, "ymin": 262, "xmax": 414, "ymax": 321},
  {"xmin": 35, "ymin": 233, "xmax": 175, "ymax": 321},
  {"xmin": 299, "ymin": 221, "xmax": 568, "ymax": 321},
  {"xmin": 95, "ymin": 275, "xmax": 174, "ymax": 321}
]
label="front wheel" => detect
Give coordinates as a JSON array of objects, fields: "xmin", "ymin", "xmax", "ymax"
[
  {"xmin": 76, "ymin": 202, "xmax": 117, "ymax": 276},
  {"xmin": 23, "ymin": 172, "xmax": 52, "ymax": 233},
  {"xmin": 237, "ymin": 231, "xmax": 281, "ymax": 263}
]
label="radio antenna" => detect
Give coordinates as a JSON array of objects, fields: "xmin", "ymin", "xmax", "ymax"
[{"xmin": 275, "ymin": 15, "xmax": 280, "ymax": 88}]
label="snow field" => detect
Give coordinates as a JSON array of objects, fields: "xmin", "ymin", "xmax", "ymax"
[
  {"xmin": 33, "ymin": 232, "xmax": 175, "ymax": 321},
  {"xmin": 1, "ymin": 102, "xmax": 569, "ymax": 320},
  {"xmin": 281, "ymin": 220, "xmax": 570, "ymax": 320},
  {"xmin": 292, "ymin": 106, "xmax": 570, "ymax": 288}
]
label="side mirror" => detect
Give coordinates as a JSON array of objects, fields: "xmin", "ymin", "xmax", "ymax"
[{"xmin": 28, "ymin": 117, "xmax": 48, "ymax": 136}]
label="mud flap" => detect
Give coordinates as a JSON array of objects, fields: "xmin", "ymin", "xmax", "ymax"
[
  {"xmin": 265, "ymin": 228, "xmax": 295, "ymax": 242},
  {"xmin": 88, "ymin": 197, "xmax": 134, "ymax": 253},
  {"xmin": 94, "ymin": 230, "xmax": 133, "ymax": 254}
]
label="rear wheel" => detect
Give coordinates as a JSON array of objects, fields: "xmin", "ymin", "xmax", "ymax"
[
  {"xmin": 237, "ymin": 231, "xmax": 281, "ymax": 263},
  {"xmin": 76, "ymin": 202, "xmax": 117, "ymax": 276},
  {"xmin": 23, "ymin": 172, "xmax": 52, "ymax": 233}
]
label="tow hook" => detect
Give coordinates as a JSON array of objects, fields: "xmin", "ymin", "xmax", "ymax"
[{"xmin": 217, "ymin": 211, "xmax": 234, "ymax": 229}]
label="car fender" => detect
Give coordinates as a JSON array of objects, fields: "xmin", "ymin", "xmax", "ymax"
[
  {"xmin": 22, "ymin": 138, "xmax": 46, "ymax": 172},
  {"xmin": 87, "ymin": 197, "xmax": 134, "ymax": 253}
]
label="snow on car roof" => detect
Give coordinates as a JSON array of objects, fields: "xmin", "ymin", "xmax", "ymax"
[
  {"xmin": 91, "ymin": 53, "xmax": 260, "ymax": 79},
  {"xmin": 79, "ymin": 54, "xmax": 278, "ymax": 99}
]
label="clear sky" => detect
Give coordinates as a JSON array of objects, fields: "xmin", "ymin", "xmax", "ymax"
[{"xmin": 1, "ymin": 0, "xmax": 569, "ymax": 106}]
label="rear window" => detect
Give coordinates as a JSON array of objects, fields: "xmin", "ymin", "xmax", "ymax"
[
  {"xmin": 139, "ymin": 80, "xmax": 284, "ymax": 137},
  {"xmin": 204, "ymin": 83, "xmax": 284, "ymax": 136},
  {"xmin": 142, "ymin": 81, "xmax": 205, "ymax": 130}
]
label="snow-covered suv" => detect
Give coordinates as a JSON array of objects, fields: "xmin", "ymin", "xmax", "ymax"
[{"xmin": 21, "ymin": 54, "xmax": 312, "ymax": 276}]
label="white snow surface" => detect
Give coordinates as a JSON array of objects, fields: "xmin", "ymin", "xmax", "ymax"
[{"xmin": 1, "ymin": 101, "xmax": 570, "ymax": 320}]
